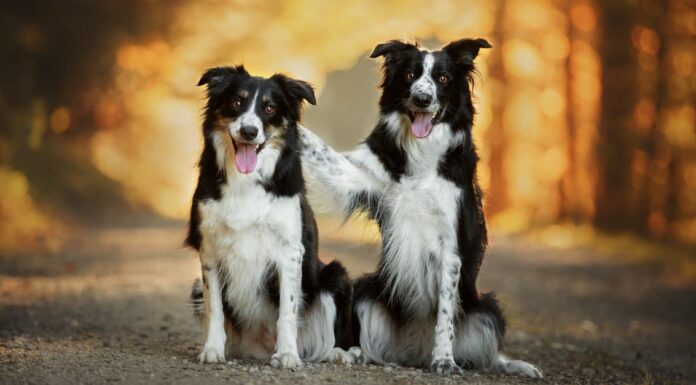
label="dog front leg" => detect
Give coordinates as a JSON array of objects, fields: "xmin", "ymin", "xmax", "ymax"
[
  {"xmin": 198, "ymin": 260, "xmax": 227, "ymax": 363},
  {"xmin": 430, "ymin": 251, "xmax": 463, "ymax": 375},
  {"xmin": 270, "ymin": 245, "xmax": 304, "ymax": 369},
  {"xmin": 298, "ymin": 125, "xmax": 387, "ymax": 215}
]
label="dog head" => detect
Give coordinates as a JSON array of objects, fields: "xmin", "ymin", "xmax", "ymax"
[
  {"xmin": 370, "ymin": 38, "xmax": 491, "ymax": 138},
  {"xmin": 198, "ymin": 66, "xmax": 316, "ymax": 174}
]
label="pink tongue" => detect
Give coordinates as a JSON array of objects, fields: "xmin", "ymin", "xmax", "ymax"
[
  {"xmin": 235, "ymin": 143, "xmax": 257, "ymax": 174},
  {"xmin": 411, "ymin": 112, "xmax": 433, "ymax": 138}
]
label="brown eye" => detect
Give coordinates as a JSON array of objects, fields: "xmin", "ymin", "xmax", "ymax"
[
  {"xmin": 264, "ymin": 105, "xmax": 276, "ymax": 115},
  {"xmin": 406, "ymin": 72, "xmax": 415, "ymax": 81},
  {"xmin": 231, "ymin": 99, "xmax": 242, "ymax": 109},
  {"xmin": 438, "ymin": 75, "xmax": 449, "ymax": 85}
]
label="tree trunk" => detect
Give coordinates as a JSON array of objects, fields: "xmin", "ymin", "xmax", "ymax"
[{"xmin": 593, "ymin": 0, "xmax": 639, "ymax": 231}]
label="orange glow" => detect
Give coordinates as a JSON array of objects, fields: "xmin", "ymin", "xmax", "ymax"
[
  {"xmin": 0, "ymin": 166, "xmax": 63, "ymax": 253},
  {"xmin": 49, "ymin": 107, "xmax": 70, "ymax": 134},
  {"xmin": 569, "ymin": 4, "xmax": 597, "ymax": 32},
  {"xmin": 503, "ymin": 39, "xmax": 543, "ymax": 78},
  {"xmin": 51, "ymin": 1, "xmax": 687, "ymax": 246},
  {"xmin": 91, "ymin": 0, "xmax": 499, "ymax": 218},
  {"xmin": 633, "ymin": 99, "xmax": 656, "ymax": 131},
  {"xmin": 663, "ymin": 105, "xmax": 696, "ymax": 147},
  {"xmin": 632, "ymin": 27, "xmax": 661, "ymax": 56},
  {"xmin": 542, "ymin": 33, "xmax": 570, "ymax": 60},
  {"xmin": 672, "ymin": 50, "xmax": 694, "ymax": 76},
  {"xmin": 539, "ymin": 87, "xmax": 565, "ymax": 118}
]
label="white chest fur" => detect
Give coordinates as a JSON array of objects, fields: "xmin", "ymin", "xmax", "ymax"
[
  {"xmin": 381, "ymin": 171, "xmax": 461, "ymax": 315},
  {"xmin": 198, "ymin": 177, "xmax": 302, "ymax": 326}
]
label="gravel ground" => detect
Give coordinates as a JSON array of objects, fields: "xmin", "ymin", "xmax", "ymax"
[{"xmin": 1, "ymin": 223, "xmax": 694, "ymax": 385}]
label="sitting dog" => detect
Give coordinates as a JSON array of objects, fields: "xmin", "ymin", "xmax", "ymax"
[
  {"xmin": 298, "ymin": 39, "xmax": 542, "ymax": 377},
  {"xmin": 187, "ymin": 66, "xmax": 352, "ymax": 369}
]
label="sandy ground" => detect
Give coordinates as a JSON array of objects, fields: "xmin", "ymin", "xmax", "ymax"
[{"xmin": 1, "ymin": 221, "xmax": 695, "ymax": 385}]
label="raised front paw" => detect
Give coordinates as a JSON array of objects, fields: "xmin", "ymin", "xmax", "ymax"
[
  {"xmin": 270, "ymin": 352, "xmax": 303, "ymax": 370},
  {"xmin": 430, "ymin": 358, "xmax": 464, "ymax": 376},
  {"xmin": 198, "ymin": 343, "xmax": 225, "ymax": 364}
]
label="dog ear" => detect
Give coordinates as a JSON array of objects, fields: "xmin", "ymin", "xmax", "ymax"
[
  {"xmin": 197, "ymin": 65, "xmax": 248, "ymax": 94},
  {"xmin": 271, "ymin": 74, "xmax": 317, "ymax": 106},
  {"xmin": 443, "ymin": 38, "xmax": 492, "ymax": 69},
  {"xmin": 369, "ymin": 40, "xmax": 417, "ymax": 59}
]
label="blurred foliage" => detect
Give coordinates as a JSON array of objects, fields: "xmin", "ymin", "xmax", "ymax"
[
  {"xmin": 0, "ymin": 0, "xmax": 694, "ymax": 256},
  {"xmin": 0, "ymin": 0, "xmax": 181, "ymax": 254},
  {"xmin": 0, "ymin": 165, "xmax": 61, "ymax": 254}
]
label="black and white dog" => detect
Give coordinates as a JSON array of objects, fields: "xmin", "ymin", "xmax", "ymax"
[
  {"xmin": 299, "ymin": 39, "xmax": 542, "ymax": 377},
  {"xmin": 187, "ymin": 66, "xmax": 352, "ymax": 368}
]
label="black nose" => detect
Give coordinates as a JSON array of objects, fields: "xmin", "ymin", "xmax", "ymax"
[
  {"xmin": 239, "ymin": 126, "xmax": 258, "ymax": 141},
  {"xmin": 412, "ymin": 93, "xmax": 433, "ymax": 108}
]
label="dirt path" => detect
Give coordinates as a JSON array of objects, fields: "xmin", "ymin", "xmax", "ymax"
[{"xmin": 1, "ymin": 222, "xmax": 694, "ymax": 385}]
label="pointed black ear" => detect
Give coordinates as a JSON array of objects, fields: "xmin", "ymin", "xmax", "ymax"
[
  {"xmin": 443, "ymin": 38, "xmax": 492, "ymax": 67},
  {"xmin": 271, "ymin": 74, "xmax": 317, "ymax": 105},
  {"xmin": 197, "ymin": 65, "xmax": 248, "ymax": 93},
  {"xmin": 369, "ymin": 40, "xmax": 417, "ymax": 59}
]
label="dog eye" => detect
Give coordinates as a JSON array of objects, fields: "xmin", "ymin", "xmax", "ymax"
[
  {"xmin": 231, "ymin": 99, "xmax": 242, "ymax": 109},
  {"xmin": 264, "ymin": 105, "xmax": 276, "ymax": 115},
  {"xmin": 406, "ymin": 72, "xmax": 415, "ymax": 81},
  {"xmin": 438, "ymin": 75, "xmax": 449, "ymax": 85}
]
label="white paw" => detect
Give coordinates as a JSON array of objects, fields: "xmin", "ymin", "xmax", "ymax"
[
  {"xmin": 270, "ymin": 352, "xmax": 303, "ymax": 370},
  {"xmin": 327, "ymin": 347, "xmax": 368, "ymax": 366},
  {"xmin": 348, "ymin": 346, "xmax": 369, "ymax": 365},
  {"xmin": 430, "ymin": 358, "xmax": 464, "ymax": 376},
  {"xmin": 502, "ymin": 359, "xmax": 543, "ymax": 378},
  {"xmin": 327, "ymin": 347, "xmax": 353, "ymax": 366},
  {"xmin": 198, "ymin": 343, "xmax": 225, "ymax": 364}
]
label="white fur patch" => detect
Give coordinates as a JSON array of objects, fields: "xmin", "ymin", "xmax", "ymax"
[
  {"xmin": 298, "ymin": 125, "xmax": 390, "ymax": 214},
  {"xmin": 298, "ymin": 292, "xmax": 337, "ymax": 361},
  {"xmin": 198, "ymin": 265, "xmax": 226, "ymax": 363},
  {"xmin": 228, "ymin": 91, "xmax": 266, "ymax": 145},
  {"xmin": 411, "ymin": 53, "xmax": 438, "ymax": 107}
]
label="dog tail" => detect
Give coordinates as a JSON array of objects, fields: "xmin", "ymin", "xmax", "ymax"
[
  {"xmin": 191, "ymin": 278, "xmax": 205, "ymax": 321},
  {"xmin": 478, "ymin": 291, "xmax": 506, "ymax": 350},
  {"xmin": 319, "ymin": 261, "xmax": 353, "ymax": 349}
]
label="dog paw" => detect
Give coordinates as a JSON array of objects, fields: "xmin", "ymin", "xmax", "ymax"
[
  {"xmin": 198, "ymin": 344, "xmax": 225, "ymax": 364},
  {"xmin": 326, "ymin": 347, "xmax": 369, "ymax": 366},
  {"xmin": 327, "ymin": 348, "xmax": 353, "ymax": 366},
  {"xmin": 500, "ymin": 359, "xmax": 543, "ymax": 378},
  {"xmin": 348, "ymin": 346, "xmax": 369, "ymax": 365},
  {"xmin": 430, "ymin": 358, "xmax": 463, "ymax": 376},
  {"xmin": 270, "ymin": 352, "xmax": 303, "ymax": 370}
]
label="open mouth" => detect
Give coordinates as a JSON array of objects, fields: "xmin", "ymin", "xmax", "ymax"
[
  {"xmin": 406, "ymin": 108, "xmax": 442, "ymax": 138},
  {"xmin": 231, "ymin": 137, "xmax": 264, "ymax": 174}
]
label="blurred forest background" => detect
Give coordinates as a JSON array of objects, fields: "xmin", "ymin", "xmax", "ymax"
[{"xmin": 1, "ymin": 0, "xmax": 695, "ymax": 257}]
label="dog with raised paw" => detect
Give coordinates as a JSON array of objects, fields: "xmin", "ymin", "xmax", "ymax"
[
  {"xmin": 298, "ymin": 39, "xmax": 542, "ymax": 378},
  {"xmin": 187, "ymin": 66, "xmax": 352, "ymax": 369}
]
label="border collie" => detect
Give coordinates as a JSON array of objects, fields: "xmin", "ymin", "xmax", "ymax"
[
  {"xmin": 187, "ymin": 66, "xmax": 352, "ymax": 369},
  {"xmin": 298, "ymin": 39, "xmax": 542, "ymax": 377}
]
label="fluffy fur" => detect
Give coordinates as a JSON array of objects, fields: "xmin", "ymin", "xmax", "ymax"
[
  {"xmin": 187, "ymin": 66, "xmax": 352, "ymax": 369},
  {"xmin": 299, "ymin": 39, "xmax": 542, "ymax": 378}
]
